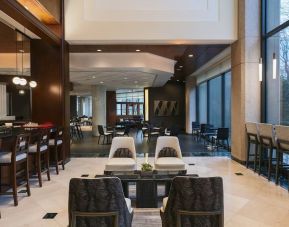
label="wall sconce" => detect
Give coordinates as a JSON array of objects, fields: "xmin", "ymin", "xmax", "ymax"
[
  {"xmin": 273, "ymin": 53, "xmax": 277, "ymax": 79},
  {"xmin": 259, "ymin": 58, "xmax": 263, "ymax": 82}
]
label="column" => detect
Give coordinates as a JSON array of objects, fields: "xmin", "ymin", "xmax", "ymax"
[
  {"xmin": 185, "ymin": 77, "xmax": 197, "ymax": 134},
  {"xmin": 92, "ymin": 85, "xmax": 106, "ymax": 136},
  {"xmin": 231, "ymin": 0, "xmax": 261, "ymax": 162}
]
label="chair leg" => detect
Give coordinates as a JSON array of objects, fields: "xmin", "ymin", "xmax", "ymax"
[
  {"xmin": 36, "ymin": 153, "xmax": 42, "ymax": 187},
  {"xmin": 98, "ymin": 135, "xmax": 100, "ymax": 144},
  {"xmin": 61, "ymin": 145, "xmax": 65, "ymax": 170},
  {"xmin": 11, "ymin": 163, "xmax": 18, "ymax": 206},
  {"xmin": 46, "ymin": 151, "xmax": 50, "ymax": 181},
  {"xmin": 254, "ymin": 144, "xmax": 258, "ymax": 172},
  {"xmin": 246, "ymin": 142, "xmax": 250, "ymax": 168},
  {"xmin": 102, "ymin": 135, "xmax": 105, "ymax": 145},
  {"xmin": 258, "ymin": 146, "xmax": 262, "ymax": 175},
  {"xmin": 54, "ymin": 146, "xmax": 59, "ymax": 175},
  {"xmin": 275, "ymin": 150, "xmax": 280, "ymax": 185},
  {"xmin": 25, "ymin": 158, "xmax": 31, "ymax": 197},
  {"xmin": 268, "ymin": 148, "xmax": 272, "ymax": 181}
]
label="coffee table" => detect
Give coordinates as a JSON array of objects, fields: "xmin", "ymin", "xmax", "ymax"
[{"xmin": 95, "ymin": 170, "xmax": 198, "ymax": 208}]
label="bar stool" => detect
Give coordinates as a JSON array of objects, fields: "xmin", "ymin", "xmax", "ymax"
[
  {"xmin": 258, "ymin": 123, "xmax": 276, "ymax": 181},
  {"xmin": 0, "ymin": 134, "xmax": 31, "ymax": 206},
  {"xmin": 245, "ymin": 122, "xmax": 260, "ymax": 171},
  {"xmin": 49, "ymin": 127, "xmax": 65, "ymax": 174},
  {"xmin": 274, "ymin": 125, "xmax": 289, "ymax": 190},
  {"xmin": 28, "ymin": 130, "xmax": 50, "ymax": 187}
]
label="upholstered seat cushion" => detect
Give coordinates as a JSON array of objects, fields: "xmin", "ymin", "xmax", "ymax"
[
  {"xmin": 29, "ymin": 144, "xmax": 48, "ymax": 153},
  {"xmin": 154, "ymin": 157, "xmax": 186, "ymax": 170},
  {"xmin": 104, "ymin": 132, "xmax": 112, "ymax": 135},
  {"xmin": 105, "ymin": 158, "xmax": 136, "ymax": 171},
  {"xmin": 0, "ymin": 152, "xmax": 27, "ymax": 163},
  {"xmin": 158, "ymin": 147, "xmax": 178, "ymax": 158},
  {"xmin": 116, "ymin": 132, "xmax": 125, "ymax": 135},
  {"xmin": 125, "ymin": 198, "xmax": 133, "ymax": 213},
  {"xmin": 49, "ymin": 139, "xmax": 63, "ymax": 146},
  {"xmin": 113, "ymin": 148, "xmax": 133, "ymax": 158}
]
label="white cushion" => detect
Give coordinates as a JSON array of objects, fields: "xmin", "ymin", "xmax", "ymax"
[
  {"xmin": 49, "ymin": 139, "xmax": 63, "ymax": 146},
  {"xmin": 154, "ymin": 157, "xmax": 186, "ymax": 170},
  {"xmin": 105, "ymin": 158, "xmax": 136, "ymax": 171},
  {"xmin": 29, "ymin": 144, "xmax": 48, "ymax": 153},
  {"xmin": 0, "ymin": 152, "xmax": 27, "ymax": 163},
  {"xmin": 160, "ymin": 197, "xmax": 168, "ymax": 212},
  {"xmin": 125, "ymin": 198, "xmax": 133, "ymax": 213},
  {"xmin": 104, "ymin": 132, "xmax": 112, "ymax": 135},
  {"xmin": 116, "ymin": 132, "xmax": 125, "ymax": 135}
]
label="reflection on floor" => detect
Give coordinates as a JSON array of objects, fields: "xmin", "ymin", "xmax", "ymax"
[
  {"xmin": 71, "ymin": 129, "xmax": 231, "ymax": 158},
  {"xmin": 1, "ymin": 157, "xmax": 289, "ymax": 227}
]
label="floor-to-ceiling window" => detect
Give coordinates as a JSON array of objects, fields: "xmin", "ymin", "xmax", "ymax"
[
  {"xmin": 264, "ymin": 0, "xmax": 289, "ymax": 125},
  {"xmin": 76, "ymin": 96, "xmax": 92, "ymax": 117},
  {"xmin": 197, "ymin": 71, "xmax": 231, "ymax": 129}
]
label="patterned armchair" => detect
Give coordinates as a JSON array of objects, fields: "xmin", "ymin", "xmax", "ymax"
[
  {"xmin": 69, "ymin": 177, "xmax": 133, "ymax": 227},
  {"xmin": 160, "ymin": 176, "xmax": 224, "ymax": 227}
]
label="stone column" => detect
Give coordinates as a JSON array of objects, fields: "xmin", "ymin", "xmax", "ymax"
[
  {"xmin": 185, "ymin": 77, "xmax": 197, "ymax": 134},
  {"xmin": 231, "ymin": 0, "xmax": 261, "ymax": 162},
  {"xmin": 91, "ymin": 85, "xmax": 106, "ymax": 136}
]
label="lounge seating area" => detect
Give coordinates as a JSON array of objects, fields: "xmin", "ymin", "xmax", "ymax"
[{"xmin": 2, "ymin": 1, "xmax": 289, "ymax": 226}]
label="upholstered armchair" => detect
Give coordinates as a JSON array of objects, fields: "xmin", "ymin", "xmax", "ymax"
[
  {"xmin": 69, "ymin": 177, "xmax": 133, "ymax": 227},
  {"xmin": 160, "ymin": 176, "xmax": 224, "ymax": 227},
  {"xmin": 154, "ymin": 136, "xmax": 186, "ymax": 171},
  {"xmin": 105, "ymin": 137, "xmax": 137, "ymax": 172}
]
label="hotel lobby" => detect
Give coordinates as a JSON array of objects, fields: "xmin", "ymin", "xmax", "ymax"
[{"xmin": 0, "ymin": 0, "xmax": 289, "ymax": 226}]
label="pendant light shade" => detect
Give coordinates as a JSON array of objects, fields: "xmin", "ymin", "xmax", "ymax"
[
  {"xmin": 259, "ymin": 58, "xmax": 263, "ymax": 82},
  {"xmin": 273, "ymin": 53, "xmax": 277, "ymax": 79}
]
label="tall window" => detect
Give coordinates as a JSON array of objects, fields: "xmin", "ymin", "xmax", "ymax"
[
  {"xmin": 197, "ymin": 71, "xmax": 231, "ymax": 129},
  {"xmin": 116, "ymin": 89, "xmax": 144, "ymax": 116},
  {"xmin": 264, "ymin": 0, "xmax": 289, "ymax": 125},
  {"xmin": 76, "ymin": 96, "xmax": 92, "ymax": 117}
]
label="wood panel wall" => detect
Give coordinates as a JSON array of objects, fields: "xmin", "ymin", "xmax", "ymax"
[{"xmin": 106, "ymin": 91, "xmax": 117, "ymax": 126}]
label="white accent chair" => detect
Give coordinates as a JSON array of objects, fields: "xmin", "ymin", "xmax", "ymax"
[
  {"xmin": 105, "ymin": 137, "xmax": 137, "ymax": 171},
  {"xmin": 154, "ymin": 136, "xmax": 186, "ymax": 171}
]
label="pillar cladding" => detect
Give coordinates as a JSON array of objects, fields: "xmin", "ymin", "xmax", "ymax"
[
  {"xmin": 91, "ymin": 85, "xmax": 106, "ymax": 136},
  {"xmin": 231, "ymin": 0, "xmax": 261, "ymax": 162}
]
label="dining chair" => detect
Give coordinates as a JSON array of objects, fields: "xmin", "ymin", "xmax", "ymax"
[
  {"xmin": 245, "ymin": 122, "xmax": 260, "ymax": 171},
  {"xmin": 49, "ymin": 127, "xmax": 65, "ymax": 174},
  {"xmin": 98, "ymin": 125, "xmax": 112, "ymax": 144}
]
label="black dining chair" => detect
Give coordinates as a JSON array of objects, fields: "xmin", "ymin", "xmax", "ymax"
[
  {"xmin": 98, "ymin": 125, "xmax": 113, "ymax": 144},
  {"xmin": 211, "ymin": 128, "xmax": 230, "ymax": 150}
]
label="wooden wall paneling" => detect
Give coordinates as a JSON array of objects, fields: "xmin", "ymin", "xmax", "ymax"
[{"xmin": 106, "ymin": 91, "xmax": 117, "ymax": 126}]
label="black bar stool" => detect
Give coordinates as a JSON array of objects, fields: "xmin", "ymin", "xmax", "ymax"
[
  {"xmin": 28, "ymin": 129, "xmax": 50, "ymax": 187},
  {"xmin": 258, "ymin": 123, "xmax": 276, "ymax": 181},
  {"xmin": 49, "ymin": 127, "xmax": 65, "ymax": 174},
  {"xmin": 245, "ymin": 122, "xmax": 259, "ymax": 171},
  {"xmin": 0, "ymin": 134, "xmax": 31, "ymax": 206},
  {"xmin": 275, "ymin": 125, "xmax": 289, "ymax": 190}
]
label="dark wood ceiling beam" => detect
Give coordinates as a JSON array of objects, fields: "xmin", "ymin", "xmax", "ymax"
[{"xmin": 0, "ymin": 0, "xmax": 61, "ymax": 45}]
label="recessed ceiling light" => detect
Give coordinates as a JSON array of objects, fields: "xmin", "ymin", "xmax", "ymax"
[
  {"xmin": 100, "ymin": 81, "xmax": 104, "ymax": 84},
  {"xmin": 124, "ymin": 77, "xmax": 128, "ymax": 80},
  {"xmin": 136, "ymin": 49, "xmax": 141, "ymax": 52},
  {"xmin": 188, "ymin": 54, "xmax": 194, "ymax": 58},
  {"xmin": 97, "ymin": 49, "xmax": 102, "ymax": 52},
  {"xmin": 19, "ymin": 49, "xmax": 24, "ymax": 53},
  {"xmin": 134, "ymin": 81, "xmax": 138, "ymax": 83},
  {"xmin": 92, "ymin": 76, "xmax": 96, "ymax": 79},
  {"xmin": 179, "ymin": 65, "xmax": 183, "ymax": 68}
]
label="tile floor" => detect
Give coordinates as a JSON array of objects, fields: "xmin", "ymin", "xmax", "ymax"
[{"xmin": 0, "ymin": 157, "xmax": 289, "ymax": 227}]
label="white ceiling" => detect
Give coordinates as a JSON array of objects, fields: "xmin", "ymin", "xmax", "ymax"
[
  {"xmin": 65, "ymin": 0, "xmax": 237, "ymax": 44},
  {"xmin": 70, "ymin": 52, "xmax": 175, "ymax": 92}
]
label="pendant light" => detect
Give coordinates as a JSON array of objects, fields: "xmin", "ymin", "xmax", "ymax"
[
  {"xmin": 259, "ymin": 58, "xmax": 263, "ymax": 82},
  {"xmin": 272, "ymin": 53, "xmax": 277, "ymax": 79}
]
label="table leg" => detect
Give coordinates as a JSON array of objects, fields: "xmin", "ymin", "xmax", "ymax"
[{"xmin": 136, "ymin": 180, "xmax": 157, "ymax": 208}]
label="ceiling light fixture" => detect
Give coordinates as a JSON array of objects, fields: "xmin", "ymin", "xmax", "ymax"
[
  {"xmin": 97, "ymin": 49, "xmax": 102, "ymax": 52},
  {"xmin": 179, "ymin": 65, "xmax": 183, "ymax": 68},
  {"xmin": 124, "ymin": 77, "xmax": 128, "ymax": 80},
  {"xmin": 19, "ymin": 89, "xmax": 25, "ymax": 95},
  {"xmin": 29, "ymin": 81, "xmax": 37, "ymax": 88},
  {"xmin": 188, "ymin": 54, "xmax": 194, "ymax": 58},
  {"xmin": 136, "ymin": 49, "xmax": 141, "ymax": 52},
  {"xmin": 92, "ymin": 76, "xmax": 96, "ymax": 79},
  {"xmin": 100, "ymin": 81, "xmax": 104, "ymax": 84}
]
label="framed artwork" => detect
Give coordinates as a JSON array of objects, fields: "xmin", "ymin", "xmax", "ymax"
[{"xmin": 154, "ymin": 100, "xmax": 178, "ymax": 116}]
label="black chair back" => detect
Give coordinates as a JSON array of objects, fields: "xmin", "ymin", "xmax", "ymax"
[
  {"xmin": 124, "ymin": 125, "xmax": 130, "ymax": 134},
  {"xmin": 98, "ymin": 125, "xmax": 104, "ymax": 135},
  {"xmin": 217, "ymin": 128, "xmax": 229, "ymax": 140},
  {"xmin": 14, "ymin": 134, "xmax": 30, "ymax": 161},
  {"xmin": 68, "ymin": 177, "xmax": 132, "ymax": 227},
  {"xmin": 161, "ymin": 176, "xmax": 224, "ymax": 227}
]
